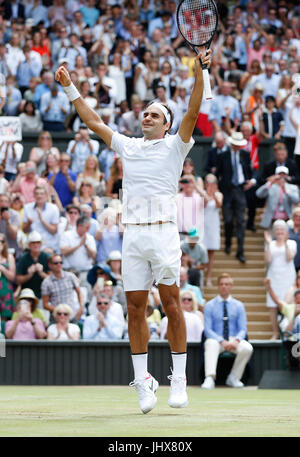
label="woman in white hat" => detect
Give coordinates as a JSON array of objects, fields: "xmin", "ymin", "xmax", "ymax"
[{"xmin": 107, "ymin": 250, "xmax": 122, "ymax": 281}]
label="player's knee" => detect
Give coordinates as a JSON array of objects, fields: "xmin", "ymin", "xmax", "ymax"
[
  {"xmin": 162, "ymin": 296, "xmax": 181, "ymax": 320},
  {"xmin": 127, "ymin": 301, "xmax": 146, "ymax": 319}
]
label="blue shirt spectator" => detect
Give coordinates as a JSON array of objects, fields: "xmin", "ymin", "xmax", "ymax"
[
  {"xmin": 209, "ymin": 82, "xmax": 241, "ymax": 129},
  {"xmin": 40, "ymin": 84, "xmax": 70, "ymax": 131},
  {"xmin": 48, "ymin": 153, "xmax": 77, "ymax": 208},
  {"xmin": 16, "ymin": 47, "xmax": 41, "ymax": 90},
  {"xmin": 80, "ymin": 1, "xmax": 100, "ymax": 28}
]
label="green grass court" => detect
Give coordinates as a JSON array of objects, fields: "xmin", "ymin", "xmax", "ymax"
[{"xmin": 1, "ymin": 386, "xmax": 300, "ymax": 437}]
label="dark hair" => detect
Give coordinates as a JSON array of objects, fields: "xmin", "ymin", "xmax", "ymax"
[
  {"xmin": 76, "ymin": 215, "xmax": 90, "ymax": 227},
  {"xmin": 146, "ymin": 101, "xmax": 174, "ymax": 132},
  {"xmin": 24, "ymin": 100, "xmax": 35, "ymax": 115},
  {"xmin": 65, "ymin": 204, "xmax": 81, "ymax": 214}
]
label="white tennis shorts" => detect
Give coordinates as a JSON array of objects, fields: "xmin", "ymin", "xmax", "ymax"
[{"xmin": 122, "ymin": 222, "xmax": 181, "ymax": 291}]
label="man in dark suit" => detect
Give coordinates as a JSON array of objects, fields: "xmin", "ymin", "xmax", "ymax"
[
  {"xmin": 205, "ymin": 131, "xmax": 230, "ymax": 175},
  {"xmin": 216, "ymin": 132, "xmax": 256, "ymax": 263},
  {"xmin": 4, "ymin": 0, "xmax": 25, "ymax": 22},
  {"xmin": 260, "ymin": 141, "xmax": 299, "ymax": 186}
]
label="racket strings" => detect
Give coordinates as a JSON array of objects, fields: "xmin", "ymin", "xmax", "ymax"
[{"xmin": 177, "ymin": 0, "xmax": 217, "ymax": 46}]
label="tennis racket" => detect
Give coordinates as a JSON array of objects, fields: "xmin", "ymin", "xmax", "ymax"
[{"xmin": 176, "ymin": 0, "xmax": 218, "ymax": 100}]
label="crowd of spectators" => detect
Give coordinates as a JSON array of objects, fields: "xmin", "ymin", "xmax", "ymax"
[{"xmin": 0, "ymin": 0, "xmax": 300, "ymax": 372}]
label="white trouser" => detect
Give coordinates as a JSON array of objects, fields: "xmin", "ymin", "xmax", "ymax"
[{"xmin": 204, "ymin": 337, "xmax": 253, "ymax": 380}]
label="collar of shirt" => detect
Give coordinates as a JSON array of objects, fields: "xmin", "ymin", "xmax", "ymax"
[{"xmin": 216, "ymin": 295, "xmax": 233, "ymax": 304}]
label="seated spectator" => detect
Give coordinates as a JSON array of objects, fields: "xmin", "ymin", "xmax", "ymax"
[
  {"xmin": 260, "ymin": 96, "xmax": 284, "ymax": 140},
  {"xmin": 0, "ymin": 139, "xmax": 23, "ymax": 182},
  {"xmin": 105, "ymin": 157, "xmax": 123, "ymax": 199},
  {"xmin": 181, "ymin": 157, "xmax": 204, "ymax": 193},
  {"xmin": 107, "ymin": 250, "xmax": 122, "ymax": 282},
  {"xmin": 179, "ymin": 266, "xmax": 204, "ymax": 312},
  {"xmin": 265, "ymin": 278, "xmax": 300, "ymax": 370},
  {"xmin": 66, "ymin": 124, "xmax": 99, "ymax": 174},
  {"xmin": 264, "ymin": 220, "xmax": 297, "ymax": 340},
  {"xmin": 202, "ymin": 174, "xmax": 223, "ymax": 287},
  {"xmin": 285, "ymin": 271, "xmax": 300, "ymax": 305},
  {"xmin": 19, "ymin": 101, "xmax": 43, "ymax": 134},
  {"xmin": 11, "ymin": 288, "xmax": 46, "ymax": 325},
  {"xmin": 60, "ymin": 215, "xmax": 97, "ymax": 286},
  {"xmin": 0, "ymin": 193, "xmax": 19, "ymax": 256},
  {"xmin": 73, "ymin": 178, "xmax": 101, "ymax": 219},
  {"xmin": 40, "ymin": 82, "xmax": 70, "ymax": 132},
  {"xmin": 23, "ymin": 185, "xmax": 60, "ymax": 252},
  {"xmin": 41, "ymin": 153, "xmax": 60, "ymax": 180},
  {"xmin": 160, "ymin": 289, "xmax": 203, "ymax": 342},
  {"xmin": 118, "ymin": 95, "xmax": 143, "ymax": 137},
  {"xmin": 259, "ymin": 141, "xmax": 299, "ymax": 186},
  {"xmin": 0, "ymin": 233, "xmax": 16, "ymax": 323},
  {"xmin": 88, "ymin": 277, "xmax": 126, "ymax": 323},
  {"xmin": 48, "ymin": 153, "xmax": 77, "ymax": 209},
  {"xmin": 41, "ymin": 254, "xmax": 84, "ymax": 324},
  {"xmin": 29, "ymin": 132, "xmax": 60, "ymax": 178},
  {"xmin": 5, "ymin": 292, "xmax": 46, "ymax": 340},
  {"xmin": 16, "ymin": 231, "xmax": 49, "ymax": 301},
  {"xmin": 83, "ymin": 293, "xmax": 124, "ymax": 340},
  {"xmin": 11, "ymin": 161, "xmax": 48, "ymax": 204},
  {"xmin": 256, "ymin": 166, "xmax": 299, "ymax": 229},
  {"xmin": 180, "ymin": 228, "xmax": 208, "ymax": 287},
  {"xmin": 96, "ymin": 207, "xmax": 123, "ymax": 264},
  {"xmin": 47, "ymin": 303, "xmax": 81, "ymax": 340},
  {"xmin": 0, "ymin": 165, "xmax": 9, "ymax": 193},
  {"xmin": 76, "ymin": 155, "xmax": 106, "ymax": 197},
  {"xmin": 201, "ymin": 273, "xmax": 253, "ymax": 389}
]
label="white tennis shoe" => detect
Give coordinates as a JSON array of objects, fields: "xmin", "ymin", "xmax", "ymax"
[
  {"xmin": 167, "ymin": 373, "xmax": 188, "ymax": 408},
  {"xmin": 130, "ymin": 374, "xmax": 159, "ymax": 414},
  {"xmin": 226, "ymin": 373, "xmax": 244, "ymax": 388},
  {"xmin": 201, "ymin": 376, "xmax": 215, "ymax": 389}
]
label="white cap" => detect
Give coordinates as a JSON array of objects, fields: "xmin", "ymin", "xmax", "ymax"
[
  {"xmin": 275, "ymin": 166, "xmax": 289, "ymax": 175},
  {"xmin": 28, "ymin": 231, "xmax": 42, "ymax": 243}
]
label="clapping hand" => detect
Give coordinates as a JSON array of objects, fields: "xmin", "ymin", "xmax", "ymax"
[{"xmin": 264, "ymin": 231, "xmax": 272, "ymax": 244}]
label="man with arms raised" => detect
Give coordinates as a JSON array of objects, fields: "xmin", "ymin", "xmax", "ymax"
[{"xmin": 55, "ymin": 50, "xmax": 211, "ymax": 414}]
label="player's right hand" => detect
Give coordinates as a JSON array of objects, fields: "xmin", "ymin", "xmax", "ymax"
[{"xmin": 55, "ymin": 65, "xmax": 71, "ymax": 87}]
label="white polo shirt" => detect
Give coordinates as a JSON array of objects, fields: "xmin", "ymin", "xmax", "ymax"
[
  {"xmin": 60, "ymin": 229, "xmax": 96, "ymax": 271},
  {"xmin": 110, "ymin": 132, "xmax": 194, "ymax": 224},
  {"xmin": 23, "ymin": 202, "xmax": 60, "ymax": 250}
]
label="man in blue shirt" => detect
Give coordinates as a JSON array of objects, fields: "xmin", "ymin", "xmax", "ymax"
[
  {"xmin": 48, "ymin": 153, "xmax": 77, "ymax": 208},
  {"xmin": 40, "ymin": 83, "xmax": 70, "ymax": 131},
  {"xmin": 201, "ymin": 273, "xmax": 253, "ymax": 389},
  {"xmin": 209, "ymin": 81, "xmax": 241, "ymax": 131}
]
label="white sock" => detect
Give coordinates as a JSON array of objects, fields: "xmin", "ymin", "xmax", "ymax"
[
  {"xmin": 131, "ymin": 353, "xmax": 148, "ymax": 380},
  {"xmin": 171, "ymin": 352, "xmax": 187, "ymax": 378}
]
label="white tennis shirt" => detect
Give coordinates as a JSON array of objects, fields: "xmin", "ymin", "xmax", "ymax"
[{"xmin": 110, "ymin": 132, "xmax": 195, "ymax": 224}]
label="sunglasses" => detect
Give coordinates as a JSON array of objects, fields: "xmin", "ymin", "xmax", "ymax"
[
  {"xmin": 52, "ymin": 261, "xmax": 63, "ymax": 265},
  {"xmin": 68, "ymin": 210, "xmax": 79, "ymax": 214},
  {"xmin": 57, "ymin": 312, "xmax": 69, "ymax": 316},
  {"xmin": 82, "ymin": 183, "xmax": 91, "ymax": 187},
  {"xmin": 0, "ymin": 239, "xmax": 5, "ymax": 243},
  {"xmin": 60, "ymin": 159, "xmax": 70, "ymax": 162},
  {"xmin": 182, "ymin": 297, "xmax": 193, "ymax": 302},
  {"xmin": 96, "ymin": 271, "xmax": 105, "ymax": 275},
  {"xmin": 41, "ymin": 136, "xmax": 51, "ymax": 139},
  {"xmin": 97, "ymin": 301, "xmax": 109, "ymax": 305}
]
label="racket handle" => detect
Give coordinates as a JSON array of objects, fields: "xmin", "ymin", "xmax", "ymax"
[{"xmin": 202, "ymin": 68, "xmax": 213, "ymax": 100}]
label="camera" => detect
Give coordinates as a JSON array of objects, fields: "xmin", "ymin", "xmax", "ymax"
[
  {"xmin": 0, "ymin": 207, "xmax": 9, "ymax": 213},
  {"xmin": 180, "ymin": 179, "xmax": 190, "ymax": 184}
]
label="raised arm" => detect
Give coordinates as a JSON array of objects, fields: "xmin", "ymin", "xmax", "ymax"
[
  {"xmin": 55, "ymin": 66, "xmax": 114, "ymax": 147},
  {"xmin": 178, "ymin": 50, "xmax": 211, "ymax": 143}
]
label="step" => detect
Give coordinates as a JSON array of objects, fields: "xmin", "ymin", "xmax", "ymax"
[
  {"xmin": 247, "ymin": 321, "xmax": 273, "ymax": 331},
  {"xmin": 246, "ymin": 311, "xmax": 270, "ymax": 322},
  {"xmin": 211, "ymin": 268, "xmax": 265, "ymax": 277},
  {"xmin": 244, "ymin": 303, "xmax": 268, "ymax": 312},
  {"xmin": 220, "ymin": 243, "xmax": 265, "ymax": 251},
  {"xmin": 248, "ymin": 331, "xmax": 273, "ymax": 340},
  {"xmin": 214, "ymin": 252, "xmax": 264, "ymax": 261}
]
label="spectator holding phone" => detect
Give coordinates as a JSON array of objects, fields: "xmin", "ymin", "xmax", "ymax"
[{"xmin": 66, "ymin": 124, "xmax": 99, "ymax": 174}]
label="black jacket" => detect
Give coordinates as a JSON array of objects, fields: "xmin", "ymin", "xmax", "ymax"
[{"xmin": 216, "ymin": 148, "xmax": 253, "ymax": 194}]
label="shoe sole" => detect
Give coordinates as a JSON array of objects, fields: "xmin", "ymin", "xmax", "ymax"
[{"xmin": 168, "ymin": 399, "xmax": 188, "ymax": 408}]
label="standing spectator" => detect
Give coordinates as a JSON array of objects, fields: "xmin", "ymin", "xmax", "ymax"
[
  {"xmin": 48, "ymin": 0, "xmax": 69, "ymax": 27},
  {"xmin": 96, "ymin": 207, "xmax": 123, "ymax": 264},
  {"xmin": 255, "ymin": 63, "xmax": 281, "ymax": 99},
  {"xmin": 57, "ymin": 33, "xmax": 88, "ymax": 71},
  {"xmin": 181, "ymin": 157, "xmax": 204, "ymax": 192},
  {"xmin": 16, "ymin": 231, "xmax": 49, "ymax": 302},
  {"xmin": 47, "ymin": 304, "xmax": 81, "ymax": 340},
  {"xmin": 0, "ymin": 165, "xmax": 9, "ymax": 194},
  {"xmin": 48, "ymin": 153, "xmax": 77, "ymax": 209},
  {"xmin": 3, "ymin": 74, "xmax": 22, "ymax": 116},
  {"xmin": 27, "ymin": 0, "xmax": 50, "ymax": 28},
  {"xmin": 260, "ymin": 142, "xmax": 299, "ymax": 186},
  {"xmin": 19, "ymin": 101, "xmax": 43, "ymax": 134},
  {"xmin": 0, "ymin": 233, "xmax": 16, "ymax": 323},
  {"xmin": 0, "ymin": 140, "xmax": 23, "ymax": 182},
  {"xmin": 256, "ymin": 166, "xmax": 299, "ymax": 229},
  {"xmin": 118, "ymin": 95, "xmax": 143, "ymax": 137},
  {"xmin": 29, "ymin": 131, "xmax": 60, "ymax": 177},
  {"xmin": 176, "ymin": 174, "xmax": 204, "ymax": 238},
  {"xmin": 5, "ymin": 293, "xmax": 46, "ymax": 340},
  {"xmin": 108, "ymin": 52, "xmax": 130, "ymax": 106},
  {"xmin": 83, "ymin": 293, "xmax": 124, "ymax": 340},
  {"xmin": 73, "ymin": 179, "xmax": 101, "ymax": 219},
  {"xmin": 58, "ymin": 203, "xmax": 81, "ymax": 235},
  {"xmin": 76, "ymin": 155, "xmax": 106, "ymax": 197},
  {"xmin": 264, "ymin": 220, "xmax": 297, "ymax": 340},
  {"xmin": 205, "ymin": 131, "xmax": 230, "ymax": 175},
  {"xmin": 179, "ymin": 266, "xmax": 204, "ymax": 311},
  {"xmin": 289, "ymin": 97, "xmax": 300, "ymax": 173},
  {"xmin": 6, "ymin": 33, "xmax": 25, "ymax": 77},
  {"xmin": 41, "ymin": 254, "xmax": 84, "ymax": 323},
  {"xmin": 289, "ymin": 207, "xmax": 300, "ymax": 273},
  {"xmin": 0, "ymin": 193, "xmax": 19, "ymax": 255},
  {"xmin": 180, "ymin": 228, "xmax": 208, "ymax": 288},
  {"xmin": 201, "ymin": 273, "xmax": 253, "ymax": 389},
  {"xmin": 23, "ymin": 186, "xmax": 60, "ymax": 251},
  {"xmin": 16, "ymin": 45, "xmax": 41, "ymax": 95},
  {"xmin": 11, "ymin": 161, "xmax": 47, "ymax": 204},
  {"xmin": 202, "ymin": 174, "xmax": 223, "ymax": 287},
  {"xmin": 240, "ymin": 59, "xmax": 262, "ymax": 111},
  {"xmin": 34, "ymin": 71, "xmax": 57, "ymax": 108},
  {"xmin": 133, "ymin": 50, "xmax": 153, "ymax": 102},
  {"xmin": 40, "ymin": 83, "xmax": 70, "ymax": 132},
  {"xmin": 260, "ymin": 96, "xmax": 284, "ymax": 140},
  {"xmin": 80, "ymin": 0, "xmax": 100, "ymax": 28},
  {"xmin": 209, "ymin": 81, "xmax": 241, "ymax": 133},
  {"xmin": 105, "ymin": 157, "xmax": 123, "ymax": 199},
  {"xmin": 216, "ymin": 132, "xmax": 256, "ymax": 263},
  {"xmin": 245, "ymin": 83, "xmax": 264, "ymax": 131},
  {"xmin": 66, "ymin": 124, "xmax": 99, "ymax": 174},
  {"xmin": 60, "ymin": 215, "xmax": 97, "ymax": 284}
]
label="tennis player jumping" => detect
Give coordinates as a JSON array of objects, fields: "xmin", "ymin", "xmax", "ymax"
[{"xmin": 55, "ymin": 49, "xmax": 211, "ymax": 414}]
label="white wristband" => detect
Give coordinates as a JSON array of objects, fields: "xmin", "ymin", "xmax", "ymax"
[{"xmin": 63, "ymin": 82, "xmax": 80, "ymax": 102}]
